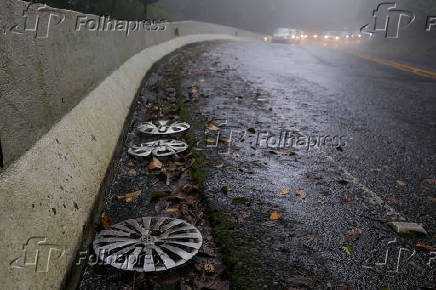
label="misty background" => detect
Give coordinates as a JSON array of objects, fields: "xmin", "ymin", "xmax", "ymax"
[{"xmin": 28, "ymin": 0, "xmax": 436, "ymax": 64}]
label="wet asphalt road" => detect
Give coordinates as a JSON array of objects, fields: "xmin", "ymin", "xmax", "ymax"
[
  {"xmin": 180, "ymin": 41, "xmax": 436, "ymax": 288},
  {"xmin": 79, "ymin": 41, "xmax": 436, "ymax": 289}
]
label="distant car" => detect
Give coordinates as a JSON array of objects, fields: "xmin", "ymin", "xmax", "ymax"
[
  {"xmin": 323, "ymin": 31, "xmax": 341, "ymax": 41},
  {"xmin": 272, "ymin": 28, "xmax": 299, "ymax": 43}
]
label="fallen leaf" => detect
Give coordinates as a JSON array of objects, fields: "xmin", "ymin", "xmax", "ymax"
[
  {"xmin": 296, "ymin": 189, "xmax": 307, "ymax": 199},
  {"xmin": 423, "ymin": 179, "xmax": 436, "ymax": 185},
  {"xmin": 280, "ymin": 151, "xmax": 296, "ymax": 156},
  {"xmin": 396, "ymin": 180, "xmax": 406, "ymax": 186},
  {"xmin": 221, "ymin": 186, "xmax": 232, "ymax": 193},
  {"xmin": 257, "ymin": 98, "xmax": 268, "ymax": 102},
  {"xmin": 199, "ymin": 79, "xmax": 205, "ymax": 83},
  {"xmin": 233, "ymin": 151, "xmax": 239, "ymax": 157},
  {"xmin": 207, "ymin": 123, "xmax": 220, "ymax": 131},
  {"xmin": 117, "ymin": 189, "xmax": 142, "ymax": 201},
  {"xmin": 192, "ymin": 87, "xmax": 198, "ymax": 93},
  {"xmin": 216, "ymin": 163, "xmax": 225, "ymax": 168},
  {"xmin": 344, "ymin": 245, "xmax": 354, "ymax": 255},
  {"xmin": 223, "ymin": 139, "xmax": 233, "ymax": 143},
  {"xmin": 205, "ymin": 138, "xmax": 217, "ymax": 143},
  {"xmin": 174, "ymin": 161, "xmax": 184, "ymax": 166},
  {"xmin": 127, "ymin": 162, "xmax": 133, "ymax": 167},
  {"xmin": 344, "ymin": 228, "xmax": 361, "ymax": 242},
  {"xmin": 279, "ymin": 189, "xmax": 290, "ymax": 195},
  {"xmin": 416, "ymin": 243, "xmax": 436, "ymax": 251},
  {"xmin": 370, "ymin": 168, "xmax": 381, "ymax": 173},
  {"xmin": 428, "ymin": 196, "xmax": 436, "ymax": 202},
  {"xmin": 204, "ymin": 263, "xmax": 215, "ymax": 272},
  {"xmin": 270, "ymin": 210, "xmax": 283, "ymax": 220},
  {"xmin": 101, "ymin": 216, "xmax": 114, "ymax": 229},
  {"xmin": 148, "ymin": 157, "xmax": 162, "ymax": 170},
  {"xmin": 168, "ymin": 162, "xmax": 176, "ymax": 171},
  {"xmin": 166, "ymin": 208, "xmax": 179, "ymax": 213},
  {"xmin": 317, "ymin": 200, "xmax": 330, "ymax": 205},
  {"xmin": 152, "ymin": 191, "xmax": 169, "ymax": 198},
  {"xmin": 387, "ymin": 222, "xmax": 428, "ymax": 235},
  {"xmin": 388, "ymin": 196, "xmax": 403, "ymax": 205}
]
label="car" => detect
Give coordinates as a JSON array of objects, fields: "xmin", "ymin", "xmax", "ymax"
[
  {"xmin": 272, "ymin": 28, "xmax": 300, "ymax": 43},
  {"xmin": 323, "ymin": 31, "xmax": 341, "ymax": 41}
]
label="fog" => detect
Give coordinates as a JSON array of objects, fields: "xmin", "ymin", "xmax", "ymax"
[{"xmin": 156, "ymin": 0, "xmax": 433, "ymax": 34}]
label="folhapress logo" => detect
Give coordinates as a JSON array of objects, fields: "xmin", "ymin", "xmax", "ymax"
[
  {"xmin": 361, "ymin": 2, "xmax": 415, "ymax": 38},
  {"xmin": 361, "ymin": 2, "xmax": 436, "ymax": 38},
  {"xmin": 3, "ymin": 3, "xmax": 66, "ymax": 39}
]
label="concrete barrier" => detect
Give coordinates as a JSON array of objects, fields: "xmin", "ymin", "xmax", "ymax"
[{"xmin": 0, "ymin": 1, "xmax": 260, "ymax": 289}]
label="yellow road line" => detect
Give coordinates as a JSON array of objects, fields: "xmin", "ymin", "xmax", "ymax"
[{"xmin": 343, "ymin": 50, "xmax": 436, "ymax": 80}]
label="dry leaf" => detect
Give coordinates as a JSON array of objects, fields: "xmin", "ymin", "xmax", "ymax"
[
  {"xmin": 216, "ymin": 163, "xmax": 224, "ymax": 168},
  {"xmin": 344, "ymin": 228, "xmax": 361, "ymax": 242},
  {"xmin": 117, "ymin": 189, "xmax": 142, "ymax": 201},
  {"xmin": 192, "ymin": 87, "xmax": 198, "ymax": 93},
  {"xmin": 204, "ymin": 263, "xmax": 215, "ymax": 272},
  {"xmin": 428, "ymin": 196, "xmax": 436, "ymax": 202},
  {"xmin": 257, "ymin": 98, "xmax": 267, "ymax": 102},
  {"xmin": 317, "ymin": 199, "xmax": 330, "ymax": 205},
  {"xmin": 416, "ymin": 243, "xmax": 436, "ymax": 251},
  {"xmin": 388, "ymin": 196, "xmax": 403, "ymax": 205},
  {"xmin": 233, "ymin": 151, "xmax": 239, "ymax": 157},
  {"xmin": 270, "ymin": 210, "xmax": 283, "ymax": 220},
  {"xmin": 168, "ymin": 162, "xmax": 176, "ymax": 171},
  {"xmin": 101, "ymin": 216, "xmax": 114, "ymax": 229},
  {"xmin": 199, "ymin": 79, "xmax": 205, "ymax": 83},
  {"xmin": 370, "ymin": 168, "xmax": 381, "ymax": 173},
  {"xmin": 279, "ymin": 189, "xmax": 290, "ymax": 195},
  {"xmin": 205, "ymin": 138, "xmax": 217, "ymax": 143},
  {"xmin": 166, "ymin": 208, "xmax": 179, "ymax": 213},
  {"xmin": 127, "ymin": 162, "xmax": 133, "ymax": 167},
  {"xmin": 423, "ymin": 179, "xmax": 436, "ymax": 184},
  {"xmin": 207, "ymin": 123, "xmax": 220, "ymax": 131},
  {"xmin": 223, "ymin": 139, "xmax": 233, "ymax": 143},
  {"xmin": 280, "ymin": 151, "xmax": 296, "ymax": 156},
  {"xmin": 175, "ymin": 161, "xmax": 184, "ymax": 166},
  {"xmin": 296, "ymin": 189, "xmax": 307, "ymax": 199},
  {"xmin": 396, "ymin": 180, "xmax": 406, "ymax": 186},
  {"xmin": 148, "ymin": 157, "xmax": 162, "ymax": 170}
]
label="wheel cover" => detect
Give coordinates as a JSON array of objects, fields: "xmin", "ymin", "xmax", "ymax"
[
  {"xmin": 93, "ymin": 217, "xmax": 203, "ymax": 272},
  {"xmin": 138, "ymin": 120, "xmax": 190, "ymax": 135},
  {"xmin": 128, "ymin": 139, "xmax": 188, "ymax": 157}
]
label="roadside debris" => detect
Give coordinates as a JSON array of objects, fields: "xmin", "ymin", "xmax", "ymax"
[
  {"xmin": 270, "ymin": 210, "xmax": 283, "ymax": 220},
  {"xmin": 117, "ymin": 189, "xmax": 142, "ymax": 202},
  {"xmin": 387, "ymin": 222, "xmax": 428, "ymax": 235},
  {"xmin": 423, "ymin": 179, "xmax": 436, "ymax": 184},
  {"xmin": 148, "ymin": 156, "xmax": 163, "ymax": 170},
  {"xmin": 396, "ymin": 180, "xmax": 406, "ymax": 186},
  {"xmin": 279, "ymin": 189, "xmax": 290, "ymax": 195},
  {"xmin": 416, "ymin": 243, "xmax": 436, "ymax": 251},
  {"xmin": 137, "ymin": 120, "xmax": 190, "ymax": 135},
  {"xmin": 343, "ymin": 228, "xmax": 361, "ymax": 243},
  {"xmin": 296, "ymin": 189, "xmax": 307, "ymax": 199},
  {"xmin": 93, "ymin": 217, "xmax": 203, "ymax": 272}
]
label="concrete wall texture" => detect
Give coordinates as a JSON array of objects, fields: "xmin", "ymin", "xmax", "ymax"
[{"xmin": 0, "ymin": 1, "xmax": 260, "ymax": 289}]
